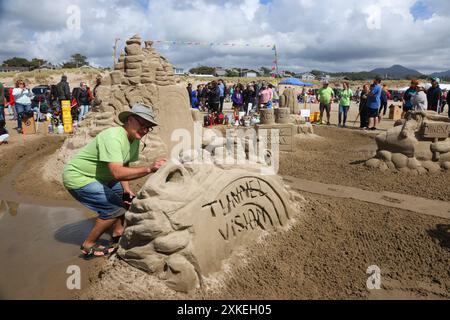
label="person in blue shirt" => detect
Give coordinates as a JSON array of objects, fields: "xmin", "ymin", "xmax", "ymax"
[
  {"xmin": 218, "ymin": 79, "xmax": 226, "ymax": 113},
  {"xmin": 191, "ymin": 87, "xmax": 199, "ymax": 109},
  {"xmin": 367, "ymin": 76, "xmax": 382, "ymax": 130}
]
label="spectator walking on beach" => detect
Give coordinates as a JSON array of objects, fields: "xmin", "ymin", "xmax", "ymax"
[
  {"xmin": 12, "ymin": 80, "xmax": 33, "ymax": 134},
  {"xmin": 190, "ymin": 86, "xmax": 199, "ymax": 109},
  {"xmin": 243, "ymin": 84, "xmax": 255, "ymax": 115},
  {"xmin": 63, "ymin": 103, "xmax": 166, "ymax": 259},
  {"xmin": 427, "ymin": 77, "xmax": 442, "ymax": 112},
  {"xmin": 73, "ymin": 82, "xmax": 93, "ymax": 122},
  {"xmin": 355, "ymin": 87, "xmax": 361, "ymax": 104},
  {"xmin": 338, "ymin": 81, "xmax": 353, "ymax": 128},
  {"xmin": 231, "ymin": 84, "xmax": 244, "ymax": 117},
  {"xmin": 412, "ymin": 85, "xmax": 428, "ymax": 111},
  {"xmin": 218, "ymin": 79, "xmax": 226, "ymax": 113},
  {"xmin": 367, "ymin": 76, "xmax": 382, "ymax": 130},
  {"xmin": 258, "ymin": 84, "xmax": 273, "ymax": 109},
  {"xmin": 359, "ymin": 85, "xmax": 369, "ymax": 129},
  {"xmin": 187, "ymin": 83, "xmax": 193, "ymax": 106},
  {"xmin": 316, "ymin": 81, "xmax": 334, "ymax": 125},
  {"xmin": 403, "ymin": 80, "xmax": 418, "ymax": 118},
  {"xmin": 441, "ymin": 89, "xmax": 447, "ymax": 114},
  {"xmin": 56, "ymin": 75, "xmax": 71, "ymax": 103},
  {"xmin": 8, "ymin": 87, "xmax": 16, "ymax": 121},
  {"xmin": 379, "ymin": 84, "xmax": 389, "ymax": 116},
  {"xmin": 269, "ymin": 84, "xmax": 279, "ymax": 108},
  {"xmin": 208, "ymin": 81, "xmax": 221, "ymax": 113}
]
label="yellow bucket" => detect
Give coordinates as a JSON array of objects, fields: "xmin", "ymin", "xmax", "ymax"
[{"xmin": 312, "ymin": 112, "xmax": 319, "ymax": 122}]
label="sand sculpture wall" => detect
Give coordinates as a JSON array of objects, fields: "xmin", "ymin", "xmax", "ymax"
[{"xmin": 366, "ymin": 111, "xmax": 450, "ymax": 173}]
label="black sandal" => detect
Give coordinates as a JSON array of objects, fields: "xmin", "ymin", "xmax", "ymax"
[
  {"xmin": 112, "ymin": 235, "xmax": 121, "ymax": 244},
  {"xmin": 80, "ymin": 244, "xmax": 114, "ymax": 260}
]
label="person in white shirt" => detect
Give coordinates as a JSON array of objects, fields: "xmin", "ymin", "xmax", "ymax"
[
  {"xmin": 412, "ymin": 86, "xmax": 428, "ymax": 112},
  {"xmin": 12, "ymin": 80, "xmax": 34, "ymax": 133}
]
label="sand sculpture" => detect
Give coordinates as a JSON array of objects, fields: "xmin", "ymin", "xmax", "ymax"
[
  {"xmin": 366, "ymin": 111, "xmax": 450, "ymax": 173},
  {"xmin": 255, "ymin": 88, "xmax": 315, "ymax": 153},
  {"xmin": 279, "ymin": 87, "xmax": 300, "ymax": 115},
  {"xmin": 117, "ymin": 151, "xmax": 299, "ymax": 292},
  {"xmin": 41, "ymin": 35, "xmax": 301, "ymax": 293}
]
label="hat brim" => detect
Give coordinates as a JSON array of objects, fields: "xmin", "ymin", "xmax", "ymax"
[{"xmin": 118, "ymin": 111, "xmax": 159, "ymax": 127}]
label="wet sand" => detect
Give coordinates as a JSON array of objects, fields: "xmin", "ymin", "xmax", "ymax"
[{"xmin": 0, "ymin": 130, "xmax": 107, "ymax": 299}]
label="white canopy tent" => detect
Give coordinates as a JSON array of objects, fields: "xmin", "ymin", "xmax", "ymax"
[{"xmin": 398, "ymin": 83, "xmax": 450, "ymax": 92}]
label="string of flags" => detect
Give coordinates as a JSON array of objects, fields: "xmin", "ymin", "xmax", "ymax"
[
  {"xmin": 153, "ymin": 40, "xmax": 275, "ymax": 49},
  {"xmin": 153, "ymin": 40, "xmax": 279, "ymax": 77}
]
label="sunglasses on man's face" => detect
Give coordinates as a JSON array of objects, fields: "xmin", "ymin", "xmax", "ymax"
[{"xmin": 134, "ymin": 116, "xmax": 154, "ymax": 131}]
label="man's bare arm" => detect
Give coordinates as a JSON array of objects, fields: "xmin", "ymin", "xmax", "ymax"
[{"xmin": 108, "ymin": 158, "xmax": 166, "ymax": 182}]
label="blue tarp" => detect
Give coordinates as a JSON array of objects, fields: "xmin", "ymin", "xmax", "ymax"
[{"xmin": 279, "ymin": 77, "xmax": 313, "ymax": 87}]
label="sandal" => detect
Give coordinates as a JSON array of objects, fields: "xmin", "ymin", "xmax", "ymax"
[
  {"xmin": 80, "ymin": 244, "xmax": 114, "ymax": 260},
  {"xmin": 112, "ymin": 235, "xmax": 121, "ymax": 244}
]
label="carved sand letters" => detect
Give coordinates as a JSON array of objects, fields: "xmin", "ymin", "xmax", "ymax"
[{"xmin": 202, "ymin": 177, "xmax": 289, "ymax": 241}]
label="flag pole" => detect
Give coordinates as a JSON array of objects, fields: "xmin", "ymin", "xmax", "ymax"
[{"xmin": 273, "ymin": 45, "xmax": 279, "ymax": 78}]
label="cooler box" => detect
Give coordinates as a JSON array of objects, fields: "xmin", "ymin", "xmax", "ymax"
[
  {"xmin": 389, "ymin": 105, "xmax": 402, "ymax": 120},
  {"xmin": 22, "ymin": 117, "xmax": 36, "ymax": 135}
]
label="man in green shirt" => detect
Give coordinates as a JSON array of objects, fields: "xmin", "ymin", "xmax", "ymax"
[
  {"xmin": 338, "ymin": 81, "xmax": 353, "ymax": 128},
  {"xmin": 316, "ymin": 81, "xmax": 335, "ymax": 125},
  {"xmin": 63, "ymin": 103, "xmax": 166, "ymax": 258}
]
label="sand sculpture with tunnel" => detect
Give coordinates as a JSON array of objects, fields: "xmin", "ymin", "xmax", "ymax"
[
  {"xmin": 117, "ymin": 152, "xmax": 297, "ymax": 292},
  {"xmin": 42, "ymin": 35, "xmax": 301, "ymax": 293},
  {"xmin": 366, "ymin": 111, "xmax": 450, "ymax": 173}
]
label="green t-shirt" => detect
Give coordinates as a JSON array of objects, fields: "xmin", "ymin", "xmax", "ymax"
[
  {"xmin": 63, "ymin": 127, "xmax": 140, "ymax": 190},
  {"xmin": 317, "ymin": 87, "xmax": 334, "ymax": 105},
  {"xmin": 340, "ymin": 89, "xmax": 353, "ymax": 106}
]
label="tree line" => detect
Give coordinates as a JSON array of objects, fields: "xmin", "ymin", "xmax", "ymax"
[
  {"xmin": 188, "ymin": 66, "xmax": 273, "ymax": 77},
  {"xmin": 1, "ymin": 53, "xmax": 89, "ymax": 69}
]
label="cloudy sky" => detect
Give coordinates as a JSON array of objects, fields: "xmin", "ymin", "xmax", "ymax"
[{"xmin": 0, "ymin": 0, "xmax": 449, "ymax": 73}]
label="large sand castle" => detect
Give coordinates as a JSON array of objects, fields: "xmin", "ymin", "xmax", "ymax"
[{"xmin": 40, "ymin": 35, "xmax": 302, "ymax": 293}]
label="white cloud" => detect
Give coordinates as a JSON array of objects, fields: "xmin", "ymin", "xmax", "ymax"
[{"xmin": 0, "ymin": 0, "xmax": 449, "ymax": 73}]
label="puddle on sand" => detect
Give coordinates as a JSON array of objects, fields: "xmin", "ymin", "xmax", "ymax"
[{"xmin": 0, "ymin": 160, "xmax": 103, "ymax": 300}]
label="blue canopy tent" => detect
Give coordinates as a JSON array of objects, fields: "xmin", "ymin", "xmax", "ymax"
[{"xmin": 279, "ymin": 77, "xmax": 313, "ymax": 87}]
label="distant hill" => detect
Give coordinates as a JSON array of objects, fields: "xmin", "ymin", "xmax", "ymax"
[
  {"xmin": 430, "ymin": 70, "xmax": 450, "ymax": 79},
  {"xmin": 370, "ymin": 65, "xmax": 422, "ymax": 79},
  {"xmin": 305, "ymin": 65, "xmax": 424, "ymax": 81}
]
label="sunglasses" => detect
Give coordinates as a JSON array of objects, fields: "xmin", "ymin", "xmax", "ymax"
[{"xmin": 134, "ymin": 116, "xmax": 154, "ymax": 131}]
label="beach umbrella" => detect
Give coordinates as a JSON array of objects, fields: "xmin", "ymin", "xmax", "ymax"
[{"xmin": 279, "ymin": 77, "xmax": 313, "ymax": 87}]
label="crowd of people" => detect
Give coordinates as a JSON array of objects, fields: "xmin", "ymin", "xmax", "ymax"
[
  {"xmin": 186, "ymin": 76, "xmax": 450, "ymax": 130},
  {"xmin": 187, "ymin": 80, "xmax": 279, "ymax": 117},
  {"xmin": 0, "ymin": 75, "xmax": 101, "ymax": 142},
  {"xmin": 356, "ymin": 77, "xmax": 449, "ymax": 130}
]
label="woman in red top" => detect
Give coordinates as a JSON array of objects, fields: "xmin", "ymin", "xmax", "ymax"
[{"xmin": 7, "ymin": 87, "xmax": 16, "ymax": 120}]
